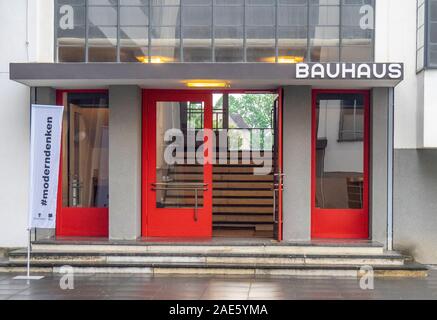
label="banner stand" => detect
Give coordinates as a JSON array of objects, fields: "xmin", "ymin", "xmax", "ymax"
[
  {"xmin": 13, "ymin": 104, "xmax": 64, "ymax": 282},
  {"xmin": 13, "ymin": 228, "xmax": 44, "ymax": 282}
]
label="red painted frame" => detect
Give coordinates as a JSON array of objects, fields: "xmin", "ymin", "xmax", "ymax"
[
  {"xmin": 311, "ymin": 89, "xmax": 370, "ymax": 239},
  {"xmin": 141, "ymin": 89, "xmax": 283, "ymax": 240},
  {"xmin": 142, "ymin": 90, "xmax": 214, "ymax": 237},
  {"xmin": 55, "ymin": 90, "xmax": 109, "ymax": 237}
]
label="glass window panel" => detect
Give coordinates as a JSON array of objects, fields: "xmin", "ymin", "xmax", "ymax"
[
  {"xmin": 310, "ymin": 5, "xmax": 340, "ymax": 26},
  {"xmin": 120, "ymin": 26, "xmax": 148, "ymax": 46},
  {"xmin": 278, "ymin": 26, "xmax": 308, "ymax": 48},
  {"xmin": 430, "ymin": 44, "xmax": 437, "ymax": 66},
  {"xmin": 88, "ymin": 46, "xmax": 117, "ymax": 62},
  {"xmin": 120, "ymin": 46, "xmax": 148, "ymax": 62},
  {"xmin": 57, "ymin": 26, "xmax": 86, "ymax": 46},
  {"xmin": 88, "ymin": 0, "xmax": 118, "ymax": 5},
  {"xmin": 315, "ymin": 94, "xmax": 365, "ymax": 210},
  {"xmin": 278, "ymin": 47, "xmax": 307, "ymax": 62},
  {"xmin": 120, "ymin": 7, "xmax": 149, "ymax": 26},
  {"xmin": 88, "ymin": 26, "xmax": 118, "ymax": 46},
  {"xmin": 246, "ymin": 6, "xmax": 275, "ymax": 26},
  {"xmin": 214, "ymin": 6, "xmax": 244, "ymax": 26},
  {"xmin": 182, "ymin": 6, "xmax": 212, "ymax": 26},
  {"xmin": 58, "ymin": 0, "xmax": 85, "ymax": 4},
  {"xmin": 215, "ymin": 47, "xmax": 244, "ymax": 62},
  {"xmin": 151, "ymin": 6, "xmax": 180, "ymax": 26},
  {"xmin": 341, "ymin": 45, "xmax": 372, "ymax": 62},
  {"xmin": 58, "ymin": 46, "xmax": 86, "ymax": 62},
  {"xmin": 247, "ymin": 47, "xmax": 276, "ymax": 62},
  {"xmin": 88, "ymin": 6, "xmax": 118, "ymax": 26},
  {"xmin": 310, "ymin": 26, "xmax": 340, "ymax": 46},
  {"xmin": 155, "ymin": 101, "xmax": 204, "ymax": 208},
  {"xmin": 341, "ymin": 5, "xmax": 366, "ymax": 27},
  {"xmin": 278, "ymin": 6, "xmax": 308, "ymax": 26},
  {"xmin": 121, "ymin": 0, "xmax": 149, "ymax": 5},
  {"xmin": 62, "ymin": 92, "xmax": 109, "ymax": 208},
  {"xmin": 310, "ymin": 46, "xmax": 340, "ymax": 61},
  {"xmin": 183, "ymin": 47, "xmax": 212, "ymax": 62},
  {"xmin": 56, "ymin": 5, "xmax": 86, "ymax": 26},
  {"xmin": 150, "ymin": 46, "xmax": 181, "ymax": 62}
]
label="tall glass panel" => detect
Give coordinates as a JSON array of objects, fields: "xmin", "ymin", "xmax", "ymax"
[
  {"xmin": 315, "ymin": 93, "xmax": 365, "ymax": 209},
  {"xmin": 278, "ymin": 0, "xmax": 308, "ymax": 63},
  {"xmin": 182, "ymin": 0, "xmax": 213, "ymax": 62},
  {"xmin": 246, "ymin": 0, "xmax": 276, "ymax": 62},
  {"xmin": 88, "ymin": 0, "xmax": 118, "ymax": 62},
  {"xmin": 309, "ymin": 1, "xmax": 340, "ymax": 61},
  {"xmin": 155, "ymin": 101, "xmax": 204, "ymax": 208},
  {"xmin": 214, "ymin": 0, "xmax": 244, "ymax": 62},
  {"xmin": 120, "ymin": 0, "xmax": 149, "ymax": 62},
  {"xmin": 62, "ymin": 93, "xmax": 109, "ymax": 208},
  {"xmin": 56, "ymin": 0, "xmax": 86, "ymax": 62},
  {"xmin": 340, "ymin": 0, "xmax": 373, "ymax": 62},
  {"xmin": 150, "ymin": 0, "xmax": 181, "ymax": 62}
]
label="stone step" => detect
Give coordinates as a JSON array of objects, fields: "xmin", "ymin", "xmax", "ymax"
[
  {"xmin": 8, "ymin": 250, "xmax": 408, "ymax": 266},
  {"xmin": 0, "ymin": 260, "xmax": 428, "ymax": 278},
  {"xmin": 29, "ymin": 241, "xmax": 386, "ymax": 256}
]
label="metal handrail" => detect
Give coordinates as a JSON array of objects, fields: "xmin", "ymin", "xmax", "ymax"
[{"xmin": 151, "ymin": 183, "xmax": 209, "ymax": 222}]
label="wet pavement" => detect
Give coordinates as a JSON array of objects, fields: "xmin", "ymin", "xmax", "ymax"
[{"xmin": 0, "ymin": 270, "xmax": 436, "ymax": 300}]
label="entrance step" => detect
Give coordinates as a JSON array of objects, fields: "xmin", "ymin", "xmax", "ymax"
[
  {"xmin": 8, "ymin": 250, "xmax": 407, "ymax": 266},
  {"xmin": 0, "ymin": 240, "xmax": 428, "ymax": 277}
]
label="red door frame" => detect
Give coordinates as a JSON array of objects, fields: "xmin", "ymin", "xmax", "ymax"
[
  {"xmin": 311, "ymin": 89, "xmax": 370, "ymax": 239},
  {"xmin": 55, "ymin": 90, "xmax": 109, "ymax": 237},
  {"xmin": 141, "ymin": 89, "xmax": 283, "ymax": 240},
  {"xmin": 142, "ymin": 90, "xmax": 214, "ymax": 238}
]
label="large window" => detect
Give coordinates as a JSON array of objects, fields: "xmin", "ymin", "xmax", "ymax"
[
  {"xmin": 61, "ymin": 92, "xmax": 109, "ymax": 209},
  {"xmin": 315, "ymin": 93, "xmax": 366, "ymax": 210},
  {"xmin": 417, "ymin": 0, "xmax": 437, "ymax": 70},
  {"xmin": 55, "ymin": 0, "xmax": 375, "ymax": 63}
]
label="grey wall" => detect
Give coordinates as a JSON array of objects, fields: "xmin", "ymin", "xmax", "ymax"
[
  {"xmin": 394, "ymin": 149, "xmax": 437, "ymax": 264},
  {"xmin": 109, "ymin": 86, "xmax": 142, "ymax": 240},
  {"xmin": 282, "ymin": 86, "xmax": 312, "ymax": 241},
  {"xmin": 371, "ymin": 88, "xmax": 389, "ymax": 246}
]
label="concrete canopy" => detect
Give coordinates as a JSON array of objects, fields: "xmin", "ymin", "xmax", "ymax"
[{"xmin": 10, "ymin": 63, "xmax": 403, "ymax": 89}]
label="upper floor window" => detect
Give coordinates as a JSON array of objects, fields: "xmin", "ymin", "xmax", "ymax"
[
  {"xmin": 417, "ymin": 0, "xmax": 437, "ymax": 71},
  {"xmin": 55, "ymin": 0, "xmax": 375, "ymax": 63}
]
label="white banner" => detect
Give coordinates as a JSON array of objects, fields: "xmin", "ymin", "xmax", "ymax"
[{"xmin": 29, "ymin": 104, "xmax": 64, "ymax": 229}]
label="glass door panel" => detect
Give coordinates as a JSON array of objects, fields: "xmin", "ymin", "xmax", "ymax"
[{"xmin": 312, "ymin": 91, "xmax": 369, "ymax": 239}]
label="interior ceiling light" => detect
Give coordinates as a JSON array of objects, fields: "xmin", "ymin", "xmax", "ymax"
[
  {"xmin": 261, "ymin": 56, "xmax": 305, "ymax": 63},
  {"xmin": 136, "ymin": 56, "xmax": 174, "ymax": 63},
  {"xmin": 184, "ymin": 80, "xmax": 230, "ymax": 88}
]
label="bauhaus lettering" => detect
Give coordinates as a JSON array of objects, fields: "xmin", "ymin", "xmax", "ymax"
[{"xmin": 296, "ymin": 63, "xmax": 403, "ymax": 80}]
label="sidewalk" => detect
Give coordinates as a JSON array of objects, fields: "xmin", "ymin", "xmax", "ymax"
[{"xmin": 0, "ymin": 270, "xmax": 436, "ymax": 300}]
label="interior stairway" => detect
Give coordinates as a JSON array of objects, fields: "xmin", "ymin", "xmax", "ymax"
[
  {"xmin": 0, "ymin": 240, "xmax": 428, "ymax": 278},
  {"xmin": 169, "ymin": 151, "xmax": 275, "ymax": 238}
]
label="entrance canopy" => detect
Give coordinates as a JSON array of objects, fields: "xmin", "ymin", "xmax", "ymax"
[{"xmin": 10, "ymin": 63, "xmax": 403, "ymax": 89}]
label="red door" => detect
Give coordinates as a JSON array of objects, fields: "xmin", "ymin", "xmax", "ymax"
[
  {"xmin": 142, "ymin": 91, "xmax": 213, "ymax": 238},
  {"xmin": 311, "ymin": 90, "xmax": 370, "ymax": 239},
  {"xmin": 56, "ymin": 90, "xmax": 109, "ymax": 237}
]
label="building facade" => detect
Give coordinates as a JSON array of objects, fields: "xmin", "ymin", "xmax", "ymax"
[{"xmin": 1, "ymin": 0, "xmax": 436, "ymax": 264}]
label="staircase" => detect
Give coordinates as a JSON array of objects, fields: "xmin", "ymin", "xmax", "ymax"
[
  {"xmin": 168, "ymin": 151, "xmax": 275, "ymax": 238},
  {"xmin": 0, "ymin": 240, "xmax": 428, "ymax": 277}
]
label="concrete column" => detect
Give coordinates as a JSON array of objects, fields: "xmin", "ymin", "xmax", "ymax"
[
  {"xmin": 371, "ymin": 88, "xmax": 389, "ymax": 246},
  {"xmin": 109, "ymin": 86, "xmax": 142, "ymax": 240},
  {"xmin": 282, "ymin": 86, "xmax": 312, "ymax": 241}
]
